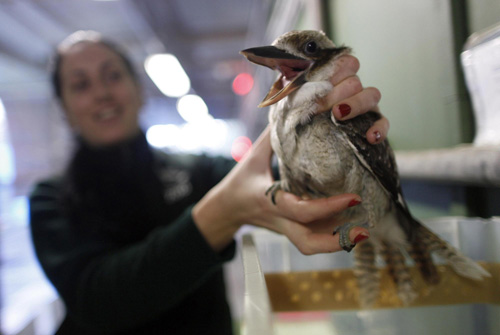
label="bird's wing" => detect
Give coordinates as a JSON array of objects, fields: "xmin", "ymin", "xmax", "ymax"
[{"xmin": 335, "ymin": 111, "xmax": 419, "ymax": 237}]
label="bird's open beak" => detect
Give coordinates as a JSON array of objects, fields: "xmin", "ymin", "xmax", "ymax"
[{"xmin": 240, "ymin": 46, "xmax": 313, "ymax": 107}]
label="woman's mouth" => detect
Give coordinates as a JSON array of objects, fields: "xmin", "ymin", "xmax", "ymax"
[{"xmin": 95, "ymin": 107, "xmax": 120, "ymax": 122}]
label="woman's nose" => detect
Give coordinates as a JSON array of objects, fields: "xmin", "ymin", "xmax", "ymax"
[{"xmin": 92, "ymin": 80, "xmax": 113, "ymax": 101}]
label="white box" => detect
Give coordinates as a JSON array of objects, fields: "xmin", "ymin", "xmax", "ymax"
[{"xmin": 240, "ymin": 217, "xmax": 500, "ymax": 335}]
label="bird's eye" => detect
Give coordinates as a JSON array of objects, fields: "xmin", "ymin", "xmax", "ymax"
[{"xmin": 304, "ymin": 41, "xmax": 318, "ymax": 54}]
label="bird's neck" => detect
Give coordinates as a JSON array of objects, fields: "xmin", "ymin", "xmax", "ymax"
[{"xmin": 268, "ymin": 80, "xmax": 334, "ymax": 164}]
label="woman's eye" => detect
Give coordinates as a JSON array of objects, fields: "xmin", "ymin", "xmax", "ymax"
[
  {"xmin": 304, "ymin": 41, "xmax": 318, "ymax": 54},
  {"xmin": 107, "ymin": 70, "xmax": 123, "ymax": 82},
  {"xmin": 71, "ymin": 81, "xmax": 89, "ymax": 92}
]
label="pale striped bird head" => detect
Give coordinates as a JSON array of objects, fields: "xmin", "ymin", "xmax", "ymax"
[{"xmin": 241, "ymin": 30, "xmax": 350, "ymax": 107}]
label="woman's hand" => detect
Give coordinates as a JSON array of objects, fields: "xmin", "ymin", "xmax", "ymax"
[{"xmin": 316, "ymin": 54, "xmax": 388, "ymax": 144}]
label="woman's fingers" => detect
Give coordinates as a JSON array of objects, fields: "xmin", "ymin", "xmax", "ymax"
[
  {"xmin": 272, "ymin": 191, "xmax": 361, "ymax": 223},
  {"xmin": 331, "ymin": 86, "xmax": 382, "ymax": 120},
  {"xmin": 329, "ymin": 55, "xmax": 360, "ymax": 85},
  {"xmin": 316, "ymin": 76, "xmax": 382, "ymax": 122},
  {"xmin": 316, "ymin": 75, "xmax": 363, "ymax": 113},
  {"xmin": 366, "ymin": 112, "xmax": 390, "ymax": 144},
  {"xmin": 315, "ymin": 55, "xmax": 361, "ymax": 113},
  {"xmin": 322, "ymin": 80, "xmax": 387, "ymax": 143},
  {"xmin": 266, "ymin": 190, "xmax": 373, "ymax": 255},
  {"xmin": 287, "ymin": 221, "xmax": 370, "ymax": 255}
]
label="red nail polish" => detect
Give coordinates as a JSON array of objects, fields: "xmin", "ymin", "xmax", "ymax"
[
  {"xmin": 338, "ymin": 104, "xmax": 351, "ymax": 118},
  {"xmin": 354, "ymin": 232, "xmax": 369, "ymax": 244},
  {"xmin": 348, "ymin": 199, "xmax": 361, "ymax": 207}
]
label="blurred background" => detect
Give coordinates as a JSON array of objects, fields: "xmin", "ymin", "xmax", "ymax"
[{"xmin": 1, "ymin": 0, "xmax": 499, "ymax": 334}]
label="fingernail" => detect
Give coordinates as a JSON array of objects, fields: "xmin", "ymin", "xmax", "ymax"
[
  {"xmin": 374, "ymin": 131, "xmax": 381, "ymax": 142},
  {"xmin": 353, "ymin": 232, "xmax": 369, "ymax": 244},
  {"xmin": 348, "ymin": 198, "xmax": 361, "ymax": 207},
  {"xmin": 338, "ymin": 104, "xmax": 351, "ymax": 118}
]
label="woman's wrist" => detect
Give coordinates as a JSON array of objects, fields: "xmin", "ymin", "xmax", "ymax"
[{"xmin": 192, "ymin": 186, "xmax": 243, "ymax": 252}]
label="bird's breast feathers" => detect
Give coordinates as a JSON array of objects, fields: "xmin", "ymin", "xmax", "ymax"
[{"xmin": 270, "ymin": 80, "xmax": 333, "ymax": 130}]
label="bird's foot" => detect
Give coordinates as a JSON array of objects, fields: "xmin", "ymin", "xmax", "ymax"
[
  {"xmin": 265, "ymin": 181, "xmax": 282, "ymax": 205},
  {"xmin": 333, "ymin": 222, "xmax": 370, "ymax": 252}
]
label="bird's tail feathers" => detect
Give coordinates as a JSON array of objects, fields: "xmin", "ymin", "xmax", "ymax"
[
  {"xmin": 353, "ymin": 241, "xmax": 380, "ymax": 308},
  {"xmin": 414, "ymin": 223, "xmax": 491, "ymax": 280},
  {"xmin": 353, "ymin": 219, "xmax": 490, "ymax": 308},
  {"xmin": 381, "ymin": 242, "xmax": 418, "ymax": 305},
  {"xmin": 408, "ymin": 227, "xmax": 441, "ymax": 285}
]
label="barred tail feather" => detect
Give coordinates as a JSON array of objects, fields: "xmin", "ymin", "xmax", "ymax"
[
  {"xmin": 353, "ymin": 241, "xmax": 380, "ymax": 308},
  {"xmin": 409, "ymin": 232, "xmax": 440, "ymax": 285},
  {"xmin": 417, "ymin": 225, "xmax": 491, "ymax": 280},
  {"xmin": 381, "ymin": 243, "xmax": 417, "ymax": 305}
]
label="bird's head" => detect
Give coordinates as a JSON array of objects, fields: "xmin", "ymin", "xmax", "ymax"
[{"xmin": 240, "ymin": 30, "xmax": 350, "ymax": 107}]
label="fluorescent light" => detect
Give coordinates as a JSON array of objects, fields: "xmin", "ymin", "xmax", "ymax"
[
  {"xmin": 0, "ymin": 98, "xmax": 16, "ymax": 185},
  {"xmin": 145, "ymin": 119, "xmax": 229, "ymax": 153},
  {"xmin": 146, "ymin": 124, "xmax": 180, "ymax": 148},
  {"xmin": 145, "ymin": 54, "xmax": 191, "ymax": 98},
  {"xmin": 178, "ymin": 120, "xmax": 228, "ymax": 151},
  {"xmin": 176, "ymin": 94, "xmax": 210, "ymax": 123}
]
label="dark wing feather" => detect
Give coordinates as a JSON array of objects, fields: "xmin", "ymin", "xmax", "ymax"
[{"xmin": 336, "ymin": 111, "xmax": 420, "ymax": 239}]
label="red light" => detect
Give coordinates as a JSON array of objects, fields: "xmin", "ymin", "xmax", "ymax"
[
  {"xmin": 231, "ymin": 136, "xmax": 252, "ymax": 162},
  {"xmin": 232, "ymin": 73, "xmax": 254, "ymax": 96}
]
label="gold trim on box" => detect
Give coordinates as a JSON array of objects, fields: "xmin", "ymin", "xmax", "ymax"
[{"xmin": 265, "ymin": 263, "xmax": 500, "ymax": 311}]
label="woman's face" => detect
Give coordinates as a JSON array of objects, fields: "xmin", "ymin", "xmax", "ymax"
[{"xmin": 59, "ymin": 41, "xmax": 143, "ymax": 146}]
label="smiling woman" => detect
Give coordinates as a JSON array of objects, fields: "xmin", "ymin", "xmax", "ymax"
[{"xmin": 52, "ymin": 35, "xmax": 143, "ymax": 147}]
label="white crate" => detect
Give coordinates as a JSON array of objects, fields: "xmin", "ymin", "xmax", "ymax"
[{"xmin": 240, "ymin": 217, "xmax": 500, "ymax": 335}]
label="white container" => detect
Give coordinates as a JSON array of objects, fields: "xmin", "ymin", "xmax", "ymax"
[
  {"xmin": 240, "ymin": 217, "xmax": 500, "ymax": 335},
  {"xmin": 461, "ymin": 21, "xmax": 500, "ymax": 147}
]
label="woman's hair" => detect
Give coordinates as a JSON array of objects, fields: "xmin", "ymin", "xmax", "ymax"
[{"xmin": 50, "ymin": 30, "xmax": 138, "ymax": 100}]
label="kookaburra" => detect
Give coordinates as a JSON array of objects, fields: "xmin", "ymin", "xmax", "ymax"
[{"xmin": 241, "ymin": 30, "xmax": 490, "ymax": 307}]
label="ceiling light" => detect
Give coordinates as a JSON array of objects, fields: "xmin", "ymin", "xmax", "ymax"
[
  {"xmin": 146, "ymin": 124, "xmax": 180, "ymax": 148},
  {"xmin": 0, "ymin": 98, "xmax": 16, "ymax": 185},
  {"xmin": 145, "ymin": 119, "xmax": 229, "ymax": 154},
  {"xmin": 176, "ymin": 94, "xmax": 210, "ymax": 123},
  {"xmin": 145, "ymin": 54, "xmax": 191, "ymax": 98}
]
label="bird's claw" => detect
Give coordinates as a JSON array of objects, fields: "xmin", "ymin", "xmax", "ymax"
[
  {"xmin": 265, "ymin": 181, "xmax": 282, "ymax": 205},
  {"xmin": 333, "ymin": 222, "xmax": 370, "ymax": 252}
]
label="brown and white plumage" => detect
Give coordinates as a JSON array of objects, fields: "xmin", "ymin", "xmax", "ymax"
[{"xmin": 241, "ymin": 30, "xmax": 490, "ymax": 307}]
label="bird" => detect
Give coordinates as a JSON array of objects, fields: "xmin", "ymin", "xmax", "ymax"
[{"xmin": 240, "ymin": 30, "xmax": 490, "ymax": 307}]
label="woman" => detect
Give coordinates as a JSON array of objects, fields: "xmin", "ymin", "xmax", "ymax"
[{"xmin": 29, "ymin": 31, "xmax": 387, "ymax": 334}]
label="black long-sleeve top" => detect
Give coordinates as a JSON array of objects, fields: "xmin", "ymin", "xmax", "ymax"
[{"xmin": 29, "ymin": 133, "xmax": 237, "ymax": 334}]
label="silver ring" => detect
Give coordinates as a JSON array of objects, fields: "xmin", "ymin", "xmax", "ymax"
[{"xmin": 333, "ymin": 222, "xmax": 369, "ymax": 252}]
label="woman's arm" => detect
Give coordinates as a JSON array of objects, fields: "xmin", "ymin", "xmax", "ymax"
[{"xmin": 30, "ymin": 180, "xmax": 233, "ymax": 332}]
